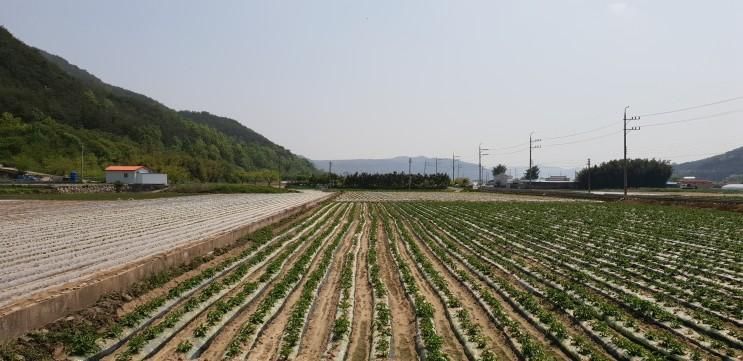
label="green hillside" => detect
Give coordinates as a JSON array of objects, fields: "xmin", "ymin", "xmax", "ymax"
[
  {"xmin": 672, "ymin": 146, "xmax": 743, "ymax": 182},
  {"xmin": 0, "ymin": 26, "xmax": 317, "ymax": 182}
]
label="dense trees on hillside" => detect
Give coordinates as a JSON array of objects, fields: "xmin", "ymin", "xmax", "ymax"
[
  {"xmin": 0, "ymin": 27, "xmax": 317, "ymax": 182},
  {"xmin": 575, "ymin": 158, "xmax": 672, "ymax": 189}
]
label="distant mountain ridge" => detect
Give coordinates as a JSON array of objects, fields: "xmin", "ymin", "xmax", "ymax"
[
  {"xmin": 673, "ymin": 147, "xmax": 743, "ymax": 181},
  {"xmin": 312, "ymin": 156, "xmax": 578, "ymax": 181},
  {"xmin": 0, "ymin": 26, "xmax": 316, "ymax": 181}
]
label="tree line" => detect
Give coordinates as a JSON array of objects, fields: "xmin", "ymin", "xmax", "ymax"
[
  {"xmin": 575, "ymin": 158, "xmax": 672, "ymax": 189},
  {"xmin": 294, "ymin": 172, "xmax": 451, "ymax": 189}
]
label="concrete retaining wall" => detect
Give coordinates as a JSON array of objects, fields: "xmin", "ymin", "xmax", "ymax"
[{"xmin": 0, "ymin": 192, "xmax": 335, "ymax": 341}]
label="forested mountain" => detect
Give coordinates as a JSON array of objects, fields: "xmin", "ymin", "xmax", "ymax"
[
  {"xmin": 672, "ymin": 147, "xmax": 743, "ymax": 182},
  {"xmin": 0, "ymin": 26, "xmax": 316, "ymax": 182}
]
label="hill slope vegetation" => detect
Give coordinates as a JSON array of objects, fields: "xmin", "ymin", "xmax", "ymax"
[
  {"xmin": 672, "ymin": 146, "xmax": 743, "ymax": 181},
  {"xmin": 0, "ymin": 26, "xmax": 316, "ymax": 182}
]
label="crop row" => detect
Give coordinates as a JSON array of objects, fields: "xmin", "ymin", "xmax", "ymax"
[{"xmin": 397, "ymin": 202, "xmax": 742, "ymax": 360}]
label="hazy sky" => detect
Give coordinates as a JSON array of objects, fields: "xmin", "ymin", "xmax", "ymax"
[{"xmin": 2, "ymin": 1, "xmax": 742, "ymax": 168}]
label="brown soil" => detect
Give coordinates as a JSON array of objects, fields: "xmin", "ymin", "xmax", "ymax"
[
  {"xmin": 345, "ymin": 208, "xmax": 374, "ymax": 361},
  {"xmin": 245, "ymin": 217, "xmax": 357, "ymax": 360},
  {"xmin": 421, "ymin": 217, "xmax": 571, "ymax": 360},
  {"xmin": 195, "ymin": 206, "xmax": 348, "ymax": 361},
  {"xmin": 296, "ymin": 221, "xmax": 360, "ymax": 359},
  {"xmin": 376, "ymin": 220, "xmax": 417, "ymax": 360},
  {"xmin": 401, "ymin": 220, "xmax": 518, "ymax": 361},
  {"xmin": 390, "ymin": 220, "xmax": 469, "ymax": 360},
  {"xmin": 119, "ymin": 208, "xmax": 315, "ymax": 317}
]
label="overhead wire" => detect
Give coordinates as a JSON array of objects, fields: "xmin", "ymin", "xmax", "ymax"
[{"xmin": 637, "ymin": 96, "xmax": 743, "ymax": 117}]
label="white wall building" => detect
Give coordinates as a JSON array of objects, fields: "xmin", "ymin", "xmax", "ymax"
[{"xmin": 105, "ymin": 165, "xmax": 168, "ymax": 185}]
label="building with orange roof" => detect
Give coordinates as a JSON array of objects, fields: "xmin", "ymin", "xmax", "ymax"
[{"xmin": 104, "ymin": 165, "xmax": 168, "ymax": 185}]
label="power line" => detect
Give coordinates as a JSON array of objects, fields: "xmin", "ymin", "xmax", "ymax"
[
  {"xmin": 638, "ymin": 96, "xmax": 743, "ymax": 117},
  {"xmin": 641, "ymin": 109, "xmax": 743, "ymax": 128}
]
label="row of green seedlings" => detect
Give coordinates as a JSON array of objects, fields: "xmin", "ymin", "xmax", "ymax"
[
  {"xmin": 583, "ymin": 205, "xmax": 742, "ymax": 276},
  {"xmin": 420, "ymin": 204, "xmax": 704, "ymax": 360},
  {"xmin": 455, "ymin": 202, "xmax": 741, "ymax": 326},
  {"xmin": 540, "ymin": 215, "xmax": 740, "ymax": 321},
  {"xmin": 558, "ymin": 221, "xmax": 740, "ymax": 300},
  {"xmin": 177, "ymin": 203, "xmax": 346, "ymax": 358},
  {"xmin": 94, "ymin": 202, "xmax": 336, "ymax": 356},
  {"xmin": 223, "ymin": 204, "xmax": 355, "ymax": 359},
  {"xmin": 393, "ymin": 204, "xmax": 560, "ymax": 361},
  {"xmin": 391, "ymin": 210, "xmax": 497, "ymax": 361},
  {"xmin": 468, "ymin": 203, "xmax": 740, "ymax": 323},
  {"xmin": 485, "ymin": 213, "xmax": 741, "ymax": 359},
  {"xmin": 406, "ymin": 204, "xmax": 609, "ymax": 360},
  {"xmin": 86, "ymin": 216, "xmax": 305, "ymax": 359},
  {"xmin": 420, "ymin": 203, "xmax": 684, "ymax": 360},
  {"xmin": 380, "ymin": 210, "xmax": 447, "ymax": 361},
  {"xmin": 276, "ymin": 209, "xmax": 363, "ymax": 360},
  {"xmin": 549, "ymin": 229, "xmax": 742, "ymax": 327},
  {"xmin": 530, "ymin": 241, "xmax": 738, "ymax": 358},
  {"xmin": 366, "ymin": 207, "xmax": 392, "ymax": 360},
  {"xmin": 109, "ymin": 205, "xmax": 338, "ymax": 361},
  {"xmin": 324, "ymin": 212, "xmax": 364, "ymax": 361},
  {"xmin": 446, "ymin": 204, "xmax": 740, "ymax": 357}
]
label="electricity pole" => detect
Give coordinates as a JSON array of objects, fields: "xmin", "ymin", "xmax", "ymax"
[
  {"xmin": 434, "ymin": 158, "xmax": 438, "ymax": 174},
  {"xmin": 451, "ymin": 153, "xmax": 460, "ymax": 183},
  {"xmin": 80, "ymin": 143, "xmax": 84, "ymax": 184},
  {"xmin": 408, "ymin": 157, "xmax": 412, "ymax": 189},
  {"xmin": 478, "ymin": 143, "xmax": 490, "ymax": 185},
  {"xmin": 328, "ymin": 160, "xmax": 332, "ymax": 188},
  {"xmin": 587, "ymin": 158, "xmax": 592, "ymax": 194},
  {"xmin": 528, "ymin": 132, "xmax": 542, "ymax": 188},
  {"xmin": 623, "ymin": 106, "xmax": 640, "ymax": 197},
  {"xmin": 424, "ymin": 159, "xmax": 428, "ymax": 175}
]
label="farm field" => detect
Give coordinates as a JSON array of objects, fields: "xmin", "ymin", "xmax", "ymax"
[
  {"xmin": 335, "ymin": 190, "xmax": 580, "ymax": 203},
  {"xmin": 0, "ymin": 191, "xmax": 329, "ymax": 309},
  {"xmin": 33, "ymin": 197, "xmax": 741, "ymax": 361}
]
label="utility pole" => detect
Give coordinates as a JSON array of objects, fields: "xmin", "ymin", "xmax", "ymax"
[
  {"xmin": 328, "ymin": 160, "xmax": 332, "ymax": 188},
  {"xmin": 80, "ymin": 143, "xmax": 84, "ymax": 184},
  {"xmin": 451, "ymin": 153, "xmax": 460, "ymax": 183},
  {"xmin": 424, "ymin": 159, "xmax": 428, "ymax": 175},
  {"xmin": 623, "ymin": 106, "xmax": 641, "ymax": 197},
  {"xmin": 434, "ymin": 158, "xmax": 438, "ymax": 174},
  {"xmin": 587, "ymin": 158, "xmax": 592, "ymax": 194},
  {"xmin": 478, "ymin": 143, "xmax": 490, "ymax": 186},
  {"xmin": 408, "ymin": 157, "xmax": 412, "ymax": 189},
  {"xmin": 528, "ymin": 132, "xmax": 542, "ymax": 188}
]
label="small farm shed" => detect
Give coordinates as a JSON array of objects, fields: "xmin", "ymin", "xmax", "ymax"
[
  {"xmin": 105, "ymin": 165, "xmax": 168, "ymax": 185},
  {"xmin": 678, "ymin": 177, "xmax": 714, "ymax": 189}
]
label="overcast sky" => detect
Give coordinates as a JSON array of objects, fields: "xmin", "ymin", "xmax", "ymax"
[{"xmin": 2, "ymin": 0, "xmax": 742, "ymax": 168}]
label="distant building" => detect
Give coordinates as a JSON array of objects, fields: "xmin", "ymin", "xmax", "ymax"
[
  {"xmin": 545, "ymin": 175, "xmax": 570, "ymax": 182},
  {"xmin": 678, "ymin": 177, "xmax": 714, "ymax": 189},
  {"xmin": 105, "ymin": 165, "xmax": 167, "ymax": 185}
]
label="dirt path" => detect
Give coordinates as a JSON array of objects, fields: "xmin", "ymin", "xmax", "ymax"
[
  {"xmin": 402, "ymin": 219, "xmax": 518, "ymax": 361},
  {"xmin": 246, "ymin": 218, "xmax": 357, "ymax": 360},
  {"xmin": 195, "ymin": 206, "xmax": 348, "ymax": 360},
  {"xmin": 345, "ymin": 207, "xmax": 373, "ymax": 361},
  {"xmin": 376, "ymin": 220, "xmax": 417, "ymax": 360},
  {"xmin": 296, "ymin": 219, "xmax": 362, "ymax": 359}
]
